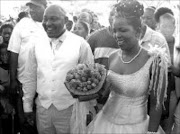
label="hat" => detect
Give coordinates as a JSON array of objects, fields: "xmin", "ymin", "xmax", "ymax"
[{"xmin": 26, "ymin": 0, "xmax": 47, "ymax": 7}]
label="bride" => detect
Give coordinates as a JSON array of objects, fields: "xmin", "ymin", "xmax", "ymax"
[{"xmin": 85, "ymin": 0, "xmax": 168, "ymax": 133}]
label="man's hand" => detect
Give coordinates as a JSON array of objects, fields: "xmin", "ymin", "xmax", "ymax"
[{"xmin": 24, "ymin": 112, "xmax": 35, "ymax": 126}]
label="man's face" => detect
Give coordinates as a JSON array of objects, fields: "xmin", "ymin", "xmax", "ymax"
[
  {"xmin": 141, "ymin": 9, "xmax": 156, "ymax": 29},
  {"xmin": 42, "ymin": 6, "xmax": 66, "ymax": 38},
  {"xmin": 28, "ymin": 4, "xmax": 45, "ymax": 22},
  {"xmin": 1, "ymin": 27, "xmax": 12, "ymax": 43},
  {"xmin": 158, "ymin": 17, "xmax": 175, "ymax": 39}
]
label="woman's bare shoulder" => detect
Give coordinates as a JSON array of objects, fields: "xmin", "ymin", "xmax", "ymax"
[{"xmin": 109, "ymin": 49, "xmax": 120, "ymax": 61}]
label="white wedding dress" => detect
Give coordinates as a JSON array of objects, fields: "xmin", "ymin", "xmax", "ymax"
[{"xmin": 87, "ymin": 57, "xmax": 165, "ymax": 134}]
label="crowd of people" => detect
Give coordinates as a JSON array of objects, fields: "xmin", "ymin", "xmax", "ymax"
[{"xmin": 0, "ymin": 0, "xmax": 180, "ymax": 134}]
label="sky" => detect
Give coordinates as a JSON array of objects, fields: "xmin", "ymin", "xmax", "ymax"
[{"xmin": 0, "ymin": 0, "xmax": 179, "ymax": 27}]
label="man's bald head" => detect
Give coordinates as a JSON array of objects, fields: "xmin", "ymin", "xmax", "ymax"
[{"xmin": 42, "ymin": 4, "xmax": 67, "ymax": 38}]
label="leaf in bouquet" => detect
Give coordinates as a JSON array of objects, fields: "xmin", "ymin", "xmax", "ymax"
[
  {"xmin": 69, "ymin": 79, "xmax": 78, "ymax": 89},
  {"xmin": 81, "ymin": 77, "xmax": 87, "ymax": 82},
  {"xmin": 66, "ymin": 74, "xmax": 74, "ymax": 82},
  {"xmin": 87, "ymin": 85, "xmax": 92, "ymax": 90},
  {"xmin": 87, "ymin": 81, "xmax": 91, "ymax": 85},
  {"xmin": 84, "ymin": 82, "xmax": 88, "ymax": 86},
  {"xmin": 74, "ymin": 73, "xmax": 80, "ymax": 79},
  {"xmin": 91, "ymin": 83, "xmax": 97, "ymax": 88},
  {"xmin": 83, "ymin": 87, "xmax": 88, "ymax": 92},
  {"xmin": 77, "ymin": 64, "xmax": 86, "ymax": 70},
  {"xmin": 93, "ymin": 79, "xmax": 99, "ymax": 84},
  {"xmin": 77, "ymin": 70, "xmax": 83, "ymax": 75},
  {"xmin": 83, "ymin": 68, "xmax": 91, "ymax": 76},
  {"xmin": 77, "ymin": 87, "xmax": 82, "ymax": 91}
]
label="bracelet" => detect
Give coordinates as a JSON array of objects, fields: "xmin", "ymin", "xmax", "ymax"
[{"xmin": 147, "ymin": 131, "xmax": 157, "ymax": 134}]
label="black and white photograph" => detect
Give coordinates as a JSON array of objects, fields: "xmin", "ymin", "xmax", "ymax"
[{"xmin": 0, "ymin": 0, "xmax": 180, "ymax": 134}]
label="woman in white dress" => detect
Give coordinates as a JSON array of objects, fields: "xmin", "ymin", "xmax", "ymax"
[{"xmin": 87, "ymin": 0, "xmax": 168, "ymax": 133}]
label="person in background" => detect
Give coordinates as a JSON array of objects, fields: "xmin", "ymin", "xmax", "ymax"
[
  {"xmin": 73, "ymin": 20, "xmax": 90, "ymax": 39},
  {"xmin": 155, "ymin": 7, "xmax": 178, "ymax": 133},
  {"xmin": 91, "ymin": 14, "xmax": 101, "ymax": 31},
  {"xmin": 141, "ymin": 6, "xmax": 157, "ymax": 30},
  {"xmin": 17, "ymin": 11, "xmax": 29, "ymax": 23},
  {"xmin": 87, "ymin": 0, "xmax": 167, "ymax": 133},
  {"xmin": 155, "ymin": 8, "xmax": 175, "ymax": 59},
  {"xmin": 78, "ymin": 11, "xmax": 94, "ymax": 34},
  {"xmin": 8, "ymin": 0, "xmax": 47, "ymax": 133},
  {"xmin": 0, "ymin": 23, "xmax": 14, "ymax": 47},
  {"xmin": 0, "ymin": 44, "xmax": 10, "ymax": 89},
  {"xmin": 66, "ymin": 20, "xmax": 73, "ymax": 31},
  {"xmin": 23, "ymin": 4, "xmax": 94, "ymax": 134},
  {"xmin": 87, "ymin": 5, "xmax": 119, "ymax": 112},
  {"xmin": 0, "ymin": 43, "xmax": 14, "ymax": 134},
  {"xmin": 140, "ymin": 19, "xmax": 170, "ymax": 64},
  {"xmin": 171, "ymin": 37, "xmax": 180, "ymax": 134}
]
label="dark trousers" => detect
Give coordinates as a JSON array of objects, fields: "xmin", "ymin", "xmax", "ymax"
[{"xmin": 10, "ymin": 82, "xmax": 38, "ymax": 134}]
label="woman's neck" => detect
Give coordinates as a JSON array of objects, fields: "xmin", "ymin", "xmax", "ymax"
[{"xmin": 122, "ymin": 42, "xmax": 140, "ymax": 57}]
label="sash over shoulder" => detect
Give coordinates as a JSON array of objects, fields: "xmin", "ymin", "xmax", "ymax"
[{"xmin": 148, "ymin": 45, "xmax": 168, "ymax": 109}]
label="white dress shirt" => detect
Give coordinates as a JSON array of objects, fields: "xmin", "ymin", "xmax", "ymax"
[
  {"xmin": 8, "ymin": 17, "xmax": 45, "ymax": 83},
  {"xmin": 140, "ymin": 25, "xmax": 171, "ymax": 64},
  {"xmin": 23, "ymin": 31, "xmax": 94, "ymax": 112}
]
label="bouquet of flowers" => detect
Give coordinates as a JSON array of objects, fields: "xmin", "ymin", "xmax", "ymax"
[{"xmin": 64, "ymin": 63, "xmax": 107, "ymax": 98}]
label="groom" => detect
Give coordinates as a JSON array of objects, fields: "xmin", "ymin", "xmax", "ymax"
[{"xmin": 23, "ymin": 4, "xmax": 94, "ymax": 134}]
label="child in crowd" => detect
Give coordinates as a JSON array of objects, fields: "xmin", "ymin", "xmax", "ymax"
[
  {"xmin": 0, "ymin": 23, "xmax": 13, "ymax": 47},
  {"xmin": 0, "ymin": 43, "xmax": 15, "ymax": 134}
]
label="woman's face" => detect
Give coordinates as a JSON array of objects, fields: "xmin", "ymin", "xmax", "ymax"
[
  {"xmin": 73, "ymin": 22, "xmax": 88, "ymax": 39},
  {"xmin": 112, "ymin": 17, "xmax": 138, "ymax": 50}
]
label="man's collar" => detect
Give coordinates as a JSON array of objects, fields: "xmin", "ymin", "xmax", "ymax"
[
  {"xmin": 50, "ymin": 30, "xmax": 67, "ymax": 43},
  {"xmin": 141, "ymin": 25, "xmax": 153, "ymax": 42}
]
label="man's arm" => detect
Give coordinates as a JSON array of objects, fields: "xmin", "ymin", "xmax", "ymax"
[
  {"xmin": 8, "ymin": 22, "xmax": 21, "ymax": 94},
  {"xmin": 23, "ymin": 45, "xmax": 37, "ymax": 113},
  {"xmin": 9, "ymin": 52, "xmax": 19, "ymax": 94}
]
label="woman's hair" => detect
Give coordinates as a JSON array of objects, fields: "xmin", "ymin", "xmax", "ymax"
[
  {"xmin": 77, "ymin": 20, "xmax": 90, "ymax": 34},
  {"xmin": 154, "ymin": 7, "xmax": 174, "ymax": 23},
  {"xmin": 114, "ymin": 0, "xmax": 144, "ymax": 33}
]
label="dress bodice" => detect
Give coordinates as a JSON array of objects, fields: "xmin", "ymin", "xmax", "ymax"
[{"xmin": 102, "ymin": 57, "xmax": 154, "ymax": 125}]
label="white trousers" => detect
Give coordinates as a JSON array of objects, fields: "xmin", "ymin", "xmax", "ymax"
[{"xmin": 36, "ymin": 104, "xmax": 72, "ymax": 134}]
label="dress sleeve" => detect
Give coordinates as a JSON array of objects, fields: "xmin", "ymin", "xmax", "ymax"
[
  {"xmin": 148, "ymin": 48, "xmax": 168, "ymax": 109},
  {"xmin": 78, "ymin": 39, "xmax": 94, "ymax": 64}
]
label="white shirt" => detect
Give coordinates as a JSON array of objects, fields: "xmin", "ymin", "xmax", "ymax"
[
  {"xmin": 23, "ymin": 31, "xmax": 94, "ymax": 112},
  {"xmin": 140, "ymin": 26, "xmax": 171, "ymax": 64},
  {"xmin": 8, "ymin": 17, "xmax": 45, "ymax": 83}
]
